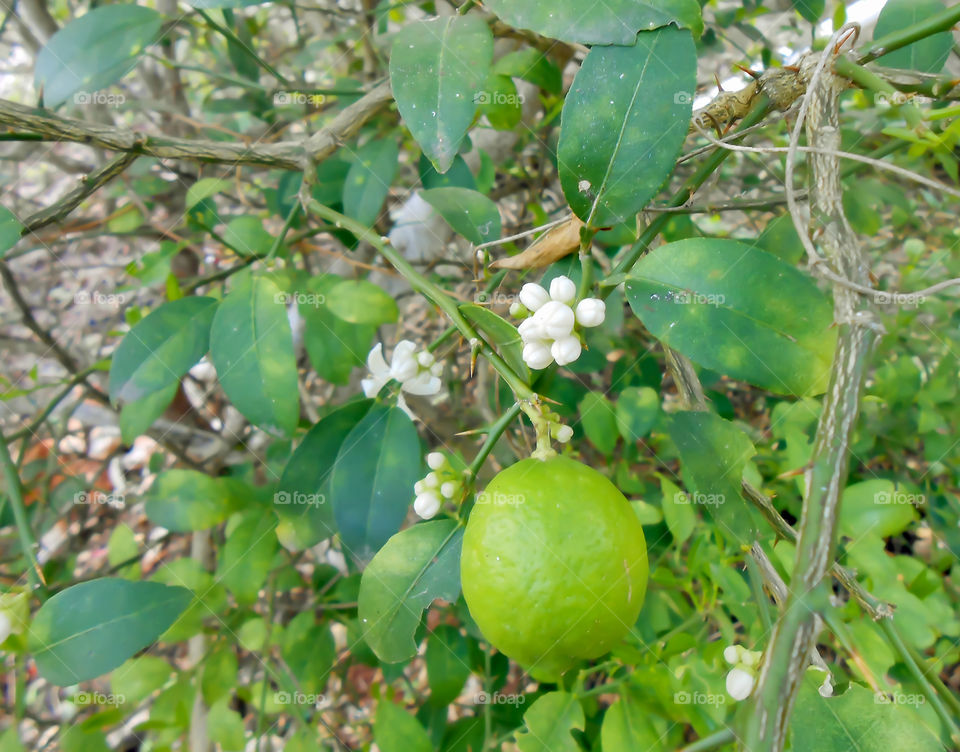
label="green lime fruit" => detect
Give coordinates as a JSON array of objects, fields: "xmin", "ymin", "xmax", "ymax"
[{"xmin": 460, "ymin": 456, "xmax": 648, "ymax": 681}]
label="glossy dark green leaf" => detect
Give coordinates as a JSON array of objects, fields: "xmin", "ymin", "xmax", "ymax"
[
  {"xmin": 668, "ymin": 411, "xmax": 759, "ymax": 543},
  {"xmin": 460, "ymin": 304, "xmax": 529, "ymax": 381},
  {"xmin": 421, "ymin": 187, "xmax": 501, "ymax": 245},
  {"xmin": 343, "ymin": 140, "xmax": 400, "ymax": 226},
  {"xmin": 222, "ymin": 216, "xmax": 275, "ymax": 257},
  {"xmin": 358, "ymin": 519, "xmax": 464, "ymax": 663},
  {"xmin": 625, "ymin": 238, "xmax": 837, "ymax": 396},
  {"xmin": 300, "ymin": 275, "xmax": 377, "ymax": 385},
  {"xmin": 755, "ymin": 213, "xmax": 805, "ymax": 264},
  {"xmin": 144, "ymin": 469, "xmax": 234, "ymax": 532},
  {"xmin": 119, "ymin": 381, "xmax": 177, "ymax": 443},
  {"xmin": 838, "ymin": 480, "xmax": 918, "ymax": 540},
  {"xmin": 282, "ymin": 613, "xmax": 336, "ymax": 694},
  {"xmin": 515, "ymin": 692, "xmax": 585, "ymax": 752},
  {"xmin": 426, "ymin": 625, "xmax": 471, "ymax": 706},
  {"xmin": 792, "ymin": 0, "xmax": 825, "ymax": 22},
  {"xmin": 35, "ymin": 6, "xmax": 163, "ymax": 107},
  {"xmin": 659, "ymin": 476, "xmax": 695, "ymax": 544},
  {"xmin": 210, "ymin": 276, "xmax": 299, "ymax": 436},
  {"xmin": 375, "ymin": 700, "xmax": 433, "ymax": 752},
  {"xmin": 558, "ymin": 28, "xmax": 696, "ymax": 228},
  {"xmin": 29, "ymin": 579, "xmax": 191, "ymax": 685},
  {"xmin": 326, "ymin": 279, "xmax": 398, "ymax": 325},
  {"xmin": 216, "ymin": 512, "xmax": 277, "ymax": 605},
  {"xmin": 873, "ymin": 0, "xmax": 952, "ymax": 73},
  {"xmin": 277, "ymin": 400, "xmax": 374, "ymax": 547},
  {"xmin": 390, "ymin": 16, "xmax": 493, "ymax": 172},
  {"xmin": 578, "ymin": 391, "xmax": 619, "ymax": 455},
  {"xmin": 493, "ymin": 48, "xmax": 562, "ymax": 95},
  {"xmin": 419, "ymin": 154, "xmax": 476, "ymax": 190},
  {"xmin": 330, "ymin": 405, "xmax": 422, "ymax": 564},
  {"xmin": 789, "ymin": 670, "xmax": 942, "ymax": 750},
  {"xmin": 615, "ymin": 386, "xmax": 660, "ymax": 441},
  {"xmin": 0, "ymin": 206, "xmax": 22, "ymax": 256},
  {"xmin": 109, "ymin": 297, "xmax": 217, "ymax": 404},
  {"xmin": 483, "ymin": 0, "xmax": 702, "ymax": 44}
]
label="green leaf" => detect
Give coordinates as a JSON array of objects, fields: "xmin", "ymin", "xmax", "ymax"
[
  {"xmin": 839, "ymin": 479, "xmax": 918, "ymax": 540},
  {"xmin": 558, "ymin": 28, "xmax": 696, "ymax": 227},
  {"xmin": 358, "ymin": 519, "xmax": 464, "ymax": 663},
  {"xmin": 208, "ymin": 697, "xmax": 245, "ymax": 751},
  {"xmin": 110, "ymin": 655, "xmax": 172, "ymax": 706},
  {"xmin": 460, "ymin": 304, "xmax": 529, "ymax": 382},
  {"xmin": 578, "ymin": 391, "xmax": 619, "ymax": 455},
  {"xmin": 144, "ymin": 469, "xmax": 234, "ymax": 532},
  {"xmin": 420, "ymin": 153, "xmax": 476, "ymax": 191},
  {"xmin": 325, "ymin": 279, "xmax": 399, "ymax": 325},
  {"xmin": 390, "ymin": 16, "xmax": 494, "ymax": 173},
  {"xmin": 343, "ymin": 140, "xmax": 400, "ymax": 226},
  {"xmin": 483, "ymin": 0, "xmax": 702, "ymax": 44},
  {"xmin": 615, "ymin": 386, "xmax": 660, "ymax": 441},
  {"xmin": 330, "ymin": 404, "xmax": 422, "ymax": 564},
  {"xmin": 601, "ymin": 692, "xmax": 663, "ymax": 751},
  {"xmin": 185, "ymin": 178, "xmax": 230, "ymax": 212},
  {"xmin": 201, "ymin": 647, "xmax": 238, "ymax": 705},
  {"xmin": 190, "ymin": 0, "xmax": 268, "ymax": 8},
  {"xmin": 755, "ymin": 213, "xmax": 805, "ymax": 264},
  {"xmin": 119, "ymin": 381, "xmax": 177, "ymax": 443},
  {"xmin": 210, "ymin": 276, "xmax": 299, "ymax": 436},
  {"xmin": 426, "ymin": 625, "xmax": 471, "ymax": 706},
  {"xmin": 873, "ymin": 0, "xmax": 952, "ymax": 73},
  {"xmin": 420, "ymin": 187, "xmax": 501, "ymax": 244},
  {"xmin": 515, "ymin": 692, "xmax": 585, "ymax": 752},
  {"xmin": 478, "ymin": 74, "xmax": 523, "ymax": 130},
  {"xmin": 222, "ymin": 216, "xmax": 275, "ymax": 257},
  {"xmin": 0, "ymin": 205, "xmax": 22, "ymax": 256},
  {"xmin": 282, "ymin": 614, "xmax": 336, "ymax": 694},
  {"xmin": 29, "ymin": 579, "xmax": 191, "ymax": 686},
  {"xmin": 659, "ymin": 476, "xmax": 695, "ymax": 544},
  {"xmin": 300, "ymin": 275, "xmax": 377, "ymax": 385},
  {"xmin": 668, "ymin": 411, "xmax": 758, "ymax": 543},
  {"xmin": 792, "ymin": 0, "xmax": 825, "ymax": 22},
  {"xmin": 493, "ymin": 49, "xmax": 563, "ymax": 94},
  {"xmin": 216, "ymin": 512, "xmax": 277, "ymax": 605},
  {"xmin": 375, "ymin": 700, "xmax": 433, "ymax": 752},
  {"xmin": 625, "ymin": 238, "xmax": 838, "ymax": 396},
  {"xmin": 35, "ymin": 6, "xmax": 163, "ymax": 107},
  {"xmin": 108, "ymin": 297, "xmax": 217, "ymax": 403},
  {"xmin": 789, "ymin": 670, "xmax": 943, "ymax": 751},
  {"xmin": 277, "ymin": 400, "xmax": 374, "ymax": 547}
]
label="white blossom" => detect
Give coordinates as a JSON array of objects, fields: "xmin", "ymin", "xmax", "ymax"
[
  {"xmin": 361, "ymin": 341, "xmax": 443, "ymax": 412},
  {"xmin": 555, "ymin": 425, "xmax": 573, "ymax": 443},
  {"xmin": 414, "ymin": 492, "xmax": 442, "ymax": 519},
  {"xmin": 441, "ymin": 481, "xmax": 456, "ymax": 499},
  {"xmin": 726, "ymin": 667, "xmax": 756, "ymax": 700},
  {"xmin": 549, "ymin": 275, "xmax": 577, "ymax": 304},
  {"xmin": 551, "ymin": 335, "xmax": 582, "ymax": 366},
  {"xmin": 575, "ymin": 298, "xmax": 606, "ymax": 327},
  {"xmin": 522, "ymin": 341, "xmax": 554, "ymax": 370},
  {"xmin": 534, "ymin": 301, "xmax": 576, "ymax": 339},
  {"xmin": 426, "ymin": 452, "xmax": 445, "ymax": 470},
  {"xmin": 519, "ymin": 282, "xmax": 551, "ymax": 312}
]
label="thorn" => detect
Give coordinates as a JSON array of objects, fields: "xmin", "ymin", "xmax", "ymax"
[
  {"xmin": 714, "ymin": 73, "xmax": 725, "ymax": 91},
  {"xmin": 736, "ymin": 64, "xmax": 762, "ymax": 80},
  {"xmin": 784, "ymin": 65, "xmax": 801, "ymax": 73}
]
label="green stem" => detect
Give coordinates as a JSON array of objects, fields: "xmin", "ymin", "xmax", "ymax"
[
  {"xmin": 0, "ymin": 437, "xmax": 43, "ymax": 592},
  {"xmin": 857, "ymin": 4, "xmax": 960, "ymax": 64},
  {"xmin": 832, "ymin": 57, "xmax": 925, "ymax": 129},
  {"xmin": 899, "ymin": 632, "xmax": 960, "ymax": 719},
  {"xmin": 467, "ymin": 402, "xmax": 523, "ymax": 481},
  {"xmin": 195, "ymin": 8, "xmax": 290, "ymax": 84},
  {"xmin": 267, "ymin": 197, "xmax": 301, "ymax": 260},
  {"xmin": 880, "ymin": 619, "xmax": 960, "ymax": 745},
  {"xmin": 679, "ymin": 728, "xmax": 735, "ymax": 752},
  {"xmin": 304, "ymin": 201, "xmax": 536, "ymax": 402}
]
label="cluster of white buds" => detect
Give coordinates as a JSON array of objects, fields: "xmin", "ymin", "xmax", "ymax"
[
  {"xmin": 362, "ymin": 340, "xmax": 443, "ymax": 418},
  {"xmin": 509, "ymin": 275, "xmax": 606, "ymax": 370},
  {"xmin": 723, "ymin": 644, "xmax": 762, "ymax": 701},
  {"xmin": 413, "ymin": 452, "xmax": 463, "ymax": 519}
]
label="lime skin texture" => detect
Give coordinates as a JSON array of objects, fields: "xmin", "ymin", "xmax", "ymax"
[{"xmin": 461, "ymin": 456, "xmax": 648, "ymax": 681}]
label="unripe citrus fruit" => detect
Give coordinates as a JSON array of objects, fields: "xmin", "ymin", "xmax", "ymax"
[{"xmin": 460, "ymin": 456, "xmax": 648, "ymax": 681}]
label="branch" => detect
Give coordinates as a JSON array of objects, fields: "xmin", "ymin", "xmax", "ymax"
[{"xmin": 0, "ymin": 81, "xmax": 393, "ymax": 171}]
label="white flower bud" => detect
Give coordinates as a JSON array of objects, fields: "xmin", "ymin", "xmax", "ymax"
[
  {"xmin": 523, "ymin": 341, "xmax": 554, "ymax": 370},
  {"xmin": 509, "ymin": 301, "xmax": 523, "ymax": 318},
  {"xmin": 549, "ymin": 275, "xmax": 577, "ymax": 304},
  {"xmin": 517, "ymin": 316, "xmax": 546, "ymax": 342},
  {"xmin": 414, "ymin": 492, "xmax": 442, "ymax": 519},
  {"xmin": 441, "ymin": 481, "xmax": 456, "ymax": 498},
  {"xmin": 430, "ymin": 362, "xmax": 443, "ymax": 377},
  {"xmin": 534, "ymin": 300, "xmax": 576, "ymax": 339},
  {"xmin": 551, "ymin": 335, "xmax": 582, "ymax": 366},
  {"xmin": 426, "ymin": 452, "xmax": 445, "ymax": 470},
  {"xmin": 726, "ymin": 667, "xmax": 756, "ymax": 700},
  {"xmin": 414, "ymin": 480, "xmax": 425, "ymax": 495},
  {"xmin": 723, "ymin": 645, "xmax": 740, "ymax": 664},
  {"xmin": 575, "ymin": 298, "xmax": 606, "ymax": 327},
  {"xmin": 476, "ymin": 249, "xmax": 485, "ymax": 263},
  {"xmin": 519, "ymin": 283, "xmax": 550, "ymax": 312},
  {"xmin": 417, "ymin": 351, "xmax": 435, "ymax": 368},
  {"xmin": 740, "ymin": 649, "xmax": 761, "ymax": 668},
  {"xmin": 555, "ymin": 425, "xmax": 573, "ymax": 443},
  {"xmin": 424, "ymin": 472, "xmax": 439, "ymax": 487}
]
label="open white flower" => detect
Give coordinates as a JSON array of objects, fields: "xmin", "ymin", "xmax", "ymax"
[{"xmin": 361, "ymin": 341, "xmax": 443, "ymax": 418}]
